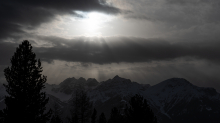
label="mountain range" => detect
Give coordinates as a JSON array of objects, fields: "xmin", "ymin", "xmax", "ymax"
[{"xmin": 0, "ymin": 75, "xmax": 220, "ymax": 123}]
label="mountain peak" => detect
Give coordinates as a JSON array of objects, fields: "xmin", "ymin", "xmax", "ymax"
[
  {"xmin": 78, "ymin": 77, "xmax": 86, "ymax": 82},
  {"xmin": 162, "ymin": 78, "xmax": 192, "ymax": 87},
  {"xmin": 59, "ymin": 77, "xmax": 76, "ymax": 86},
  {"xmin": 146, "ymin": 78, "xmax": 194, "ymax": 97},
  {"xmin": 112, "ymin": 75, "xmax": 131, "ymax": 83},
  {"xmin": 87, "ymin": 78, "xmax": 99, "ymax": 87},
  {"xmin": 113, "ymin": 75, "xmax": 120, "ymax": 79},
  {"xmin": 168, "ymin": 78, "xmax": 188, "ymax": 81}
]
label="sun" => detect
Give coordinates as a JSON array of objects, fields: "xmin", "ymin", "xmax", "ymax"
[
  {"xmin": 74, "ymin": 11, "xmax": 113, "ymax": 37},
  {"xmin": 86, "ymin": 13, "xmax": 100, "ymax": 31}
]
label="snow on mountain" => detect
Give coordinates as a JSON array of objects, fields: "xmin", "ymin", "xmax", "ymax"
[
  {"xmin": 44, "ymin": 83, "xmax": 72, "ymax": 102},
  {"xmin": 89, "ymin": 75, "xmax": 150, "ymax": 103},
  {"xmin": 84, "ymin": 75, "xmax": 151, "ymax": 119},
  {"xmin": 144, "ymin": 78, "xmax": 219, "ymax": 110},
  {"xmin": 143, "ymin": 78, "xmax": 220, "ymax": 123},
  {"xmin": 43, "ymin": 77, "xmax": 99, "ymax": 102},
  {"xmin": 144, "ymin": 78, "xmax": 197, "ymax": 109}
]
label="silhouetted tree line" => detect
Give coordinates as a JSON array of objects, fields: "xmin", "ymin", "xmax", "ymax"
[
  {"xmin": 88, "ymin": 94, "xmax": 157, "ymax": 123},
  {"xmin": 0, "ymin": 40, "xmax": 157, "ymax": 123}
]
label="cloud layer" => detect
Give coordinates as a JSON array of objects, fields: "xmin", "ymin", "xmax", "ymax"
[
  {"xmin": 35, "ymin": 37, "xmax": 220, "ymax": 64},
  {"xmin": 0, "ymin": 0, "xmax": 120, "ymax": 39},
  {"xmin": 1, "ymin": 36, "xmax": 220, "ymax": 65}
]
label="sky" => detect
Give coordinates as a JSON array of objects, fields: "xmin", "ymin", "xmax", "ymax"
[{"xmin": 0, "ymin": 0, "xmax": 220, "ymax": 91}]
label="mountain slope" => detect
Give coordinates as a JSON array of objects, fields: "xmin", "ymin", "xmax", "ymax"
[
  {"xmin": 144, "ymin": 78, "xmax": 220, "ymax": 123},
  {"xmin": 0, "ymin": 76, "xmax": 220, "ymax": 123}
]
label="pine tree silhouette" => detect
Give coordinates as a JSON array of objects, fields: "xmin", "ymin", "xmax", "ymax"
[
  {"xmin": 69, "ymin": 89, "xmax": 93, "ymax": 123},
  {"xmin": 124, "ymin": 94, "xmax": 157, "ymax": 123},
  {"xmin": 91, "ymin": 108, "xmax": 97, "ymax": 123},
  {"xmin": 0, "ymin": 110, "xmax": 3, "ymax": 122},
  {"xmin": 108, "ymin": 107, "xmax": 125, "ymax": 123},
  {"xmin": 51, "ymin": 115, "xmax": 63, "ymax": 123},
  {"xmin": 98, "ymin": 113, "xmax": 106, "ymax": 123},
  {"xmin": 2, "ymin": 40, "xmax": 52, "ymax": 123},
  {"xmin": 50, "ymin": 102, "xmax": 63, "ymax": 123}
]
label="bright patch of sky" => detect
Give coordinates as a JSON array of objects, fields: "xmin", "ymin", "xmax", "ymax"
[{"xmin": 34, "ymin": 11, "xmax": 158, "ymax": 39}]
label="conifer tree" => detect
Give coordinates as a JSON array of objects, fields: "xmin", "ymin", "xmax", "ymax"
[
  {"xmin": 2, "ymin": 40, "xmax": 52, "ymax": 123},
  {"xmin": 98, "ymin": 113, "xmax": 106, "ymax": 123},
  {"xmin": 51, "ymin": 102, "xmax": 63, "ymax": 123},
  {"xmin": 124, "ymin": 94, "xmax": 157, "ymax": 123},
  {"xmin": 91, "ymin": 108, "xmax": 97, "ymax": 123},
  {"xmin": 108, "ymin": 107, "xmax": 125, "ymax": 123},
  {"xmin": 69, "ymin": 89, "xmax": 93, "ymax": 123},
  {"xmin": 51, "ymin": 115, "xmax": 63, "ymax": 123},
  {"xmin": 0, "ymin": 110, "xmax": 3, "ymax": 122}
]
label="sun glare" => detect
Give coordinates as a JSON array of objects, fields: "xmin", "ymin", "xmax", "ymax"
[
  {"xmin": 86, "ymin": 13, "xmax": 103, "ymax": 31},
  {"xmin": 73, "ymin": 11, "xmax": 113, "ymax": 37}
]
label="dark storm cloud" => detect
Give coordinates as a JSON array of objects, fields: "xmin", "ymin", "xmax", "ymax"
[
  {"xmin": 0, "ymin": 0, "xmax": 120, "ymax": 39},
  {"xmin": 11, "ymin": 0, "xmax": 120, "ymax": 13},
  {"xmin": 1, "ymin": 36, "xmax": 218, "ymax": 64}
]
